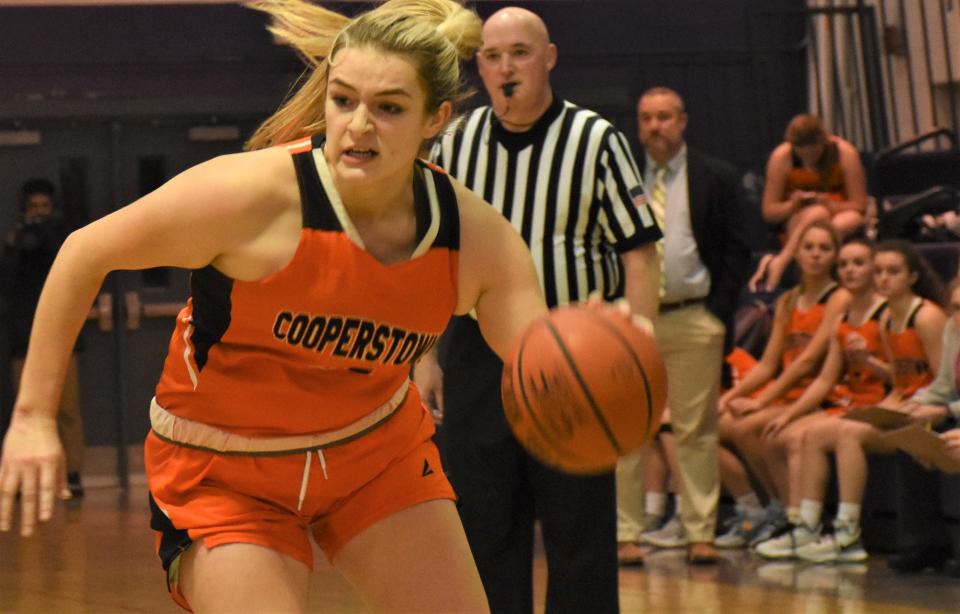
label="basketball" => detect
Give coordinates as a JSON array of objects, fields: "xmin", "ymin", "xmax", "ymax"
[{"xmin": 501, "ymin": 305, "xmax": 667, "ymax": 474}]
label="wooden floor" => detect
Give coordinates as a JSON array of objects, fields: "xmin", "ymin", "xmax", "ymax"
[{"xmin": 2, "ymin": 482, "xmax": 960, "ymax": 613}]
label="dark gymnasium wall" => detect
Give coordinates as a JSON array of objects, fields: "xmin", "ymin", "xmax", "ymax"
[{"xmin": 0, "ymin": 0, "xmax": 807, "ymax": 174}]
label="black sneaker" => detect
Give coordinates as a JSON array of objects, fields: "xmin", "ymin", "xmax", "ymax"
[{"xmin": 67, "ymin": 472, "xmax": 85, "ymax": 499}]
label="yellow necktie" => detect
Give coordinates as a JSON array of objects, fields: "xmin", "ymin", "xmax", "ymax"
[{"xmin": 651, "ymin": 165, "xmax": 667, "ymax": 298}]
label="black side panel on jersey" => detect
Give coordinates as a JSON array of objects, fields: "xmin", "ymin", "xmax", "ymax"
[
  {"xmin": 412, "ymin": 164, "xmax": 431, "ymax": 246},
  {"xmin": 906, "ymin": 300, "xmax": 923, "ymax": 328},
  {"xmin": 871, "ymin": 301, "xmax": 888, "ymax": 321},
  {"xmin": 293, "ymin": 136, "xmax": 341, "ymax": 231},
  {"xmin": 189, "ymin": 266, "xmax": 233, "ymax": 371},
  {"xmin": 417, "ymin": 161, "xmax": 460, "ymax": 252}
]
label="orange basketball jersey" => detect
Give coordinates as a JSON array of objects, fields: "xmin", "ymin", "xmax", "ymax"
[
  {"xmin": 885, "ymin": 298, "xmax": 935, "ymax": 398},
  {"xmin": 155, "ymin": 136, "xmax": 460, "ymax": 436},
  {"xmin": 781, "ymin": 283, "xmax": 838, "ymax": 400},
  {"xmin": 835, "ymin": 299, "xmax": 888, "ymax": 407}
]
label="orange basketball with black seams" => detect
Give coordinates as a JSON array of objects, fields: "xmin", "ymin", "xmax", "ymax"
[{"xmin": 501, "ymin": 305, "xmax": 667, "ymax": 474}]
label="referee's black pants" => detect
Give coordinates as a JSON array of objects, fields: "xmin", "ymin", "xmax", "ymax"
[{"xmin": 438, "ymin": 316, "xmax": 619, "ymax": 614}]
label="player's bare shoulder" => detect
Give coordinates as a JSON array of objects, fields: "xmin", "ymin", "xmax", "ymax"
[
  {"xmin": 448, "ymin": 177, "xmax": 531, "ymax": 314},
  {"xmin": 450, "ymin": 178, "xmax": 522, "ymax": 256},
  {"xmin": 193, "ymin": 146, "xmax": 300, "ymax": 219},
  {"xmin": 767, "ymin": 142, "xmax": 794, "ymax": 168},
  {"xmin": 916, "ymin": 300, "xmax": 947, "ymax": 329}
]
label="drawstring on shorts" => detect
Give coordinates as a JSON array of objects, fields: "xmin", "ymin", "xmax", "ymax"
[{"xmin": 296, "ymin": 449, "xmax": 329, "ymax": 512}]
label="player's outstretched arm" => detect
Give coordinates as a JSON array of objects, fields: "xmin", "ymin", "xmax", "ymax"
[
  {"xmin": 451, "ymin": 181, "xmax": 548, "ymax": 361},
  {"xmin": 0, "ymin": 147, "xmax": 295, "ymax": 537}
]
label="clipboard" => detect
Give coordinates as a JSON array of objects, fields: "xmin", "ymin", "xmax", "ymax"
[
  {"xmin": 880, "ymin": 424, "xmax": 960, "ymax": 473},
  {"xmin": 841, "ymin": 406, "xmax": 914, "ymax": 431}
]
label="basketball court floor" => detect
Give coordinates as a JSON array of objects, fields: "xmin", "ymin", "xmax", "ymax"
[{"xmin": 2, "ymin": 449, "xmax": 959, "ymax": 613}]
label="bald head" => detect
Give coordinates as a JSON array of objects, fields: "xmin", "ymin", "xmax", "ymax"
[
  {"xmin": 476, "ymin": 6, "xmax": 556, "ymax": 131},
  {"xmin": 482, "ymin": 7, "xmax": 550, "ymax": 46}
]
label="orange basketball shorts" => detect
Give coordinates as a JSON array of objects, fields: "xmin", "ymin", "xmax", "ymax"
[{"xmin": 145, "ymin": 394, "xmax": 454, "ymax": 605}]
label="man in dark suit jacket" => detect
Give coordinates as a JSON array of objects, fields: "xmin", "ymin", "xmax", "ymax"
[{"xmin": 615, "ymin": 86, "xmax": 750, "ymax": 564}]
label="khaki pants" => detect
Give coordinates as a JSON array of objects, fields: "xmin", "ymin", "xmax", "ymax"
[
  {"xmin": 616, "ymin": 304, "xmax": 724, "ymax": 543},
  {"xmin": 11, "ymin": 357, "xmax": 85, "ymax": 473}
]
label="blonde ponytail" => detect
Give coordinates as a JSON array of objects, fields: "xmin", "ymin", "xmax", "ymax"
[
  {"xmin": 244, "ymin": 0, "xmax": 349, "ymax": 150},
  {"xmin": 245, "ymin": 0, "xmax": 480, "ymax": 151}
]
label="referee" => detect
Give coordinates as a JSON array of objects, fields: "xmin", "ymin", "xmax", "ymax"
[{"xmin": 420, "ymin": 7, "xmax": 660, "ymax": 613}]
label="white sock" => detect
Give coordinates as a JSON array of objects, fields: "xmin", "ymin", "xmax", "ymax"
[
  {"xmin": 673, "ymin": 496, "xmax": 682, "ymax": 516},
  {"xmin": 645, "ymin": 492, "xmax": 668, "ymax": 517},
  {"xmin": 799, "ymin": 499, "xmax": 823, "ymax": 530},
  {"xmin": 837, "ymin": 502, "xmax": 861, "ymax": 527},
  {"xmin": 786, "ymin": 506, "xmax": 801, "ymax": 525},
  {"xmin": 736, "ymin": 492, "xmax": 764, "ymax": 515}
]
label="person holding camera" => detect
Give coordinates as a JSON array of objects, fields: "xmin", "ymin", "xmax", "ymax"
[{"xmin": 1, "ymin": 178, "xmax": 85, "ymax": 499}]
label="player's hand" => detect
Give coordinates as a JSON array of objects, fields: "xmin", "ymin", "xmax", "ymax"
[
  {"xmin": 843, "ymin": 334, "xmax": 868, "ymax": 367},
  {"xmin": 613, "ymin": 298, "xmax": 654, "ymax": 335},
  {"xmin": 788, "ymin": 190, "xmax": 813, "ymax": 211},
  {"xmin": 904, "ymin": 403, "xmax": 948, "ymax": 426},
  {"xmin": 943, "ymin": 429, "xmax": 960, "ymax": 462},
  {"xmin": 810, "ymin": 192, "xmax": 832, "ymax": 206},
  {"xmin": 729, "ymin": 397, "xmax": 763, "ymax": 418},
  {"xmin": 586, "ymin": 294, "xmax": 654, "ymax": 334},
  {"xmin": 413, "ymin": 351, "xmax": 444, "ymax": 424},
  {"xmin": 761, "ymin": 412, "xmax": 791, "ymax": 440},
  {"xmin": 747, "ymin": 254, "xmax": 774, "ymax": 293},
  {"xmin": 0, "ymin": 412, "xmax": 66, "ymax": 537},
  {"xmin": 718, "ymin": 390, "xmax": 737, "ymax": 414}
]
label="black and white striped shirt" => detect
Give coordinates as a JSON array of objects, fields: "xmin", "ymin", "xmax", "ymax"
[{"xmin": 431, "ymin": 97, "xmax": 661, "ymax": 307}]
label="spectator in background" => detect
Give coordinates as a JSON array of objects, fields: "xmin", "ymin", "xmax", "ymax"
[
  {"xmin": 750, "ymin": 114, "xmax": 868, "ymax": 293},
  {"xmin": 1, "ymin": 178, "xmax": 85, "ymax": 499},
  {"xmin": 617, "ymin": 86, "xmax": 750, "ymax": 565}
]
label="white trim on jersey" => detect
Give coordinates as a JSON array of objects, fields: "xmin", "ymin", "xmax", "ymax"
[
  {"xmin": 312, "ymin": 147, "xmax": 367, "ymax": 249},
  {"xmin": 181, "ymin": 317, "xmax": 199, "ymax": 390},
  {"xmin": 310, "ymin": 146, "xmax": 443, "ymax": 260},
  {"xmin": 412, "ymin": 172, "xmax": 442, "ymax": 259}
]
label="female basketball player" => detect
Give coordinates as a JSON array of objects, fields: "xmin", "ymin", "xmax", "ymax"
[
  {"xmin": 716, "ymin": 221, "xmax": 847, "ymax": 536},
  {"xmin": 0, "ymin": 1, "xmax": 566, "ymax": 611},
  {"xmin": 756, "ymin": 240, "xmax": 945, "ymax": 562}
]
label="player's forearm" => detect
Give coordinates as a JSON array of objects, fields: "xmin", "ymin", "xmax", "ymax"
[
  {"xmin": 14, "ymin": 236, "xmax": 106, "ymax": 418},
  {"xmin": 762, "ymin": 199, "xmax": 795, "ymax": 224}
]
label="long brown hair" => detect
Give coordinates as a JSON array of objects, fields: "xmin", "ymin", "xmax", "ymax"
[{"xmin": 875, "ymin": 240, "xmax": 945, "ymax": 306}]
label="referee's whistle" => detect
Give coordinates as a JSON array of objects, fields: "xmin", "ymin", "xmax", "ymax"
[{"xmin": 502, "ymin": 83, "xmax": 516, "ymax": 97}]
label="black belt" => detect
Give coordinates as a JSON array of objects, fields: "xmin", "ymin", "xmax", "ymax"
[{"xmin": 659, "ymin": 297, "xmax": 707, "ymax": 314}]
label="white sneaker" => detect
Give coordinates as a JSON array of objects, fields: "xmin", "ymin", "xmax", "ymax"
[
  {"xmin": 641, "ymin": 515, "xmax": 687, "ymax": 549},
  {"xmin": 796, "ymin": 520, "xmax": 868, "ymax": 563},
  {"xmin": 755, "ymin": 523, "xmax": 820, "ymax": 559},
  {"xmin": 715, "ymin": 505, "xmax": 768, "ymax": 548}
]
